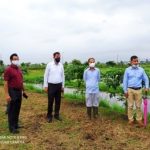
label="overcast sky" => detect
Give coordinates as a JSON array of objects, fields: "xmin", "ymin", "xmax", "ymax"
[{"xmin": 0, "ymin": 0, "xmax": 150, "ymax": 64}]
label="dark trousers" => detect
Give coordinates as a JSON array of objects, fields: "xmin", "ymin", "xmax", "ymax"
[
  {"xmin": 47, "ymin": 83, "xmax": 62, "ymax": 118},
  {"xmin": 5, "ymin": 102, "xmax": 10, "ymax": 114},
  {"xmin": 8, "ymin": 88, "xmax": 22, "ymax": 131}
]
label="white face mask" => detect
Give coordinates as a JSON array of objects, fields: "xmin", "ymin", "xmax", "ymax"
[
  {"xmin": 132, "ymin": 64, "xmax": 139, "ymax": 68},
  {"xmin": 89, "ymin": 62, "xmax": 95, "ymax": 68},
  {"xmin": 12, "ymin": 60, "xmax": 19, "ymax": 66}
]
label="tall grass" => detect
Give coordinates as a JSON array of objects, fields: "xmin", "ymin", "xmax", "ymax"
[{"xmin": 99, "ymin": 99, "xmax": 125, "ymax": 114}]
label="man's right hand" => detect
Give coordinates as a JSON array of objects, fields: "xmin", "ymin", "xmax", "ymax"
[
  {"xmin": 61, "ymin": 87, "xmax": 64, "ymax": 93},
  {"xmin": 124, "ymin": 93, "xmax": 128, "ymax": 98},
  {"xmin": 6, "ymin": 95, "xmax": 11, "ymax": 102},
  {"xmin": 44, "ymin": 87, "xmax": 48, "ymax": 93}
]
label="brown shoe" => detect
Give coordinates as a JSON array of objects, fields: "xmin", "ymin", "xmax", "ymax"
[
  {"xmin": 128, "ymin": 120, "xmax": 134, "ymax": 126},
  {"xmin": 137, "ymin": 120, "xmax": 145, "ymax": 127}
]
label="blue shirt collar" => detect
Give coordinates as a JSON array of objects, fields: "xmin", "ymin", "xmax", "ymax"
[{"xmin": 129, "ymin": 66, "xmax": 139, "ymax": 70}]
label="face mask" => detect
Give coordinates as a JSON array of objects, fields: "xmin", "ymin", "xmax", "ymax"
[
  {"xmin": 89, "ymin": 63, "xmax": 95, "ymax": 68},
  {"xmin": 132, "ymin": 64, "xmax": 139, "ymax": 68},
  {"xmin": 12, "ymin": 60, "xmax": 19, "ymax": 66},
  {"xmin": 55, "ymin": 58, "xmax": 60, "ymax": 63}
]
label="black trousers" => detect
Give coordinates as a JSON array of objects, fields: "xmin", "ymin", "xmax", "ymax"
[
  {"xmin": 47, "ymin": 83, "xmax": 62, "ymax": 118},
  {"xmin": 8, "ymin": 88, "xmax": 22, "ymax": 131}
]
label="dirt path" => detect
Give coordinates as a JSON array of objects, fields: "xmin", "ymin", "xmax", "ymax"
[{"xmin": 0, "ymin": 87, "xmax": 150, "ymax": 150}]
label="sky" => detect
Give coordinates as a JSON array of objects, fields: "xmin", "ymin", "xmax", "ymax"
[{"xmin": 0, "ymin": 0, "xmax": 150, "ymax": 64}]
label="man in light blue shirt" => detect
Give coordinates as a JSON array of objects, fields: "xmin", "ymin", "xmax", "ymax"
[
  {"xmin": 83, "ymin": 58, "xmax": 100, "ymax": 119},
  {"xmin": 123, "ymin": 55, "xmax": 149, "ymax": 127}
]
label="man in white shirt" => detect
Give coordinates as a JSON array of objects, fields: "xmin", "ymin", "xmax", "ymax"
[{"xmin": 44, "ymin": 52, "xmax": 65, "ymax": 123}]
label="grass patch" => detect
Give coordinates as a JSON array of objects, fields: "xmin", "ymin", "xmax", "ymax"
[
  {"xmin": 99, "ymin": 99, "xmax": 125, "ymax": 115},
  {"xmin": 55, "ymin": 118, "xmax": 74, "ymax": 130},
  {"xmin": 64, "ymin": 93, "xmax": 85, "ymax": 104},
  {"xmin": 111, "ymin": 103, "xmax": 125, "ymax": 113},
  {"xmin": 25, "ymin": 84, "xmax": 43, "ymax": 93},
  {"xmin": 24, "ymin": 69, "xmax": 44, "ymax": 84},
  {"xmin": 64, "ymin": 94, "xmax": 125, "ymax": 116}
]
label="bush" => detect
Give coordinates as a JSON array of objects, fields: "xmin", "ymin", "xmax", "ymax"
[
  {"xmin": 99, "ymin": 100, "xmax": 111, "ymax": 108},
  {"xmin": 111, "ymin": 103, "xmax": 125, "ymax": 113},
  {"xmin": 99, "ymin": 82, "xmax": 108, "ymax": 91}
]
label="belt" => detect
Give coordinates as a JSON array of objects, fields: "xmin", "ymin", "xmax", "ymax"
[
  {"xmin": 48, "ymin": 83, "xmax": 62, "ymax": 85},
  {"xmin": 128, "ymin": 87, "xmax": 141, "ymax": 90}
]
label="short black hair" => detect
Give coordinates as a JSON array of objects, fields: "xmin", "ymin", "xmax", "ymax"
[
  {"xmin": 130, "ymin": 55, "xmax": 138, "ymax": 61},
  {"xmin": 10, "ymin": 53, "xmax": 18, "ymax": 60},
  {"xmin": 88, "ymin": 58, "xmax": 95, "ymax": 63},
  {"xmin": 53, "ymin": 52, "xmax": 60, "ymax": 57}
]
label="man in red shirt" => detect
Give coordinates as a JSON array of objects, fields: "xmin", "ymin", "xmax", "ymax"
[{"xmin": 4, "ymin": 53, "xmax": 25, "ymax": 134}]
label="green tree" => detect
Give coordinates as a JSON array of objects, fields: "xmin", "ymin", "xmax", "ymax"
[
  {"xmin": 65, "ymin": 60, "xmax": 86, "ymax": 100},
  {"xmin": 71, "ymin": 59, "xmax": 82, "ymax": 65},
  {"xmin": 106, "ymin": 61, "xmax": 116, "ymax": 66},
  {"xmin": 104, "ymin": 68, "xmax": 128, "ymax": 117},
  {"xmin": 104, "ymin": 69, "xmax": 124, "ymax": 96}
]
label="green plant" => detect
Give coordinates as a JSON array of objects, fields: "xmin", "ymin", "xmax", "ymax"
[
  {"xmin": 111, "ymin": 103, "xmax": 125, "ymax": 113},
  {"xmin": 99, "ymin": 100, "xmax": 111, "ymax": 108}
]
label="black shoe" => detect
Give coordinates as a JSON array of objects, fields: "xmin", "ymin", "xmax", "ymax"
[
  {"xmin": 87, "ymin": 107, "xmax": 92, "ymax": 120},
  {"xmin": 93, "ymin": 107, "xmax": 99, "ymax": 119},
  {"xmin": 54, "ymin": 116, "xmax": 62, "ymax": 121},
  {"xmin": 10, "ymin": 129, "xmax": 20, "ymax": 134},
  {"xmin": 15, "ymin": 125, "xmax": 24, "ymax": 129},
  {"xmin": 47, "ymin": 117, "xmax": 52, "ymax": 123}
]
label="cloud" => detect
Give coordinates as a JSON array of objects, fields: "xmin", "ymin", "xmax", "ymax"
[{"xmin": 0, "ymin": 0, "xmax": 150, "ymax": 63}]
